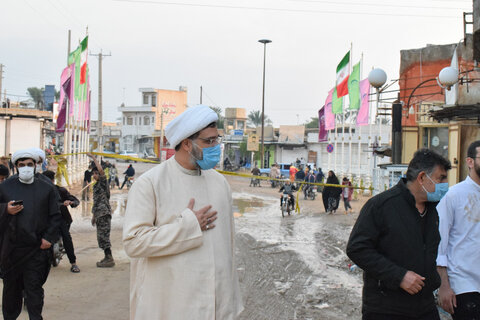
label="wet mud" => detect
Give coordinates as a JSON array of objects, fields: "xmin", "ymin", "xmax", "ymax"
[{"xmin": 233, "ymin": 192, "xmax": 362, "ymax": 319}]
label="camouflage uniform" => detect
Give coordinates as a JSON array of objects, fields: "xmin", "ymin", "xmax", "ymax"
[{"xmin": 92, "ymin": 175, "xmax": 112, "ymax": 250}]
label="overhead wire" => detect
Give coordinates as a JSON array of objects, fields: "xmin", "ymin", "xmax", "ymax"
[
  {"xmin": 285, "ymin": 0, "xmax": 470, "ymax": 10},
  {"xmin": 112, "ymin": 0, "xmax": 461, "ymax": 18},
  {"xmin": 47, "ymin": 0, "xmax": 106, "ymax": 50}
]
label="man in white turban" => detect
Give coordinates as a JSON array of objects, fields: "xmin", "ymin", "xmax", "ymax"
[
  {"xmin": 0, "ymin": 149, "xmax": 61, "ymax": 319},
  {"xmin": 123, "ymin": 105, "xmax": 243, "ymax": 320},
  {"xmin": 30, "ymin": 148, "xmax": 46, "ymax": 173}
]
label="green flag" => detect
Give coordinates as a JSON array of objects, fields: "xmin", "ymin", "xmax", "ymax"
[
  {"xmin": 67, "ymin": 36, "xmax": 88, "ymax": 103},
  {"xmin": 332, "ymin": 88, "xmax": 343, "ymax": 114},
  {"xmin": 348, "ymin": 61, "xmax": 361, "ymax": 110}
]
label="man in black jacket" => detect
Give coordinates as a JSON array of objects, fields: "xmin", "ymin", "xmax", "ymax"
[
  {"xmin": 0, "ymin": 149, "xmax": 62, "ymax": 320},
  {"xmin": 43, "ymin": 170, "xmax": 80, "ymax": 273},
  {"xmin": 346, "ymin": 149, "xmax": 451, "ymax": 320}
]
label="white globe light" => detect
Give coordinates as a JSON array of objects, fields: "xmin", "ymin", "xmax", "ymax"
[
  {"xmin": 438, "ymin": 66, "xmax": 458, "ymax": 87},
  {"xmin": 368, "ymin": 68, "xmax": 387, "ymax": 88}
]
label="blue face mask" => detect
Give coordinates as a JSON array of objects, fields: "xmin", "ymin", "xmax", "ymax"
[
  {"xmin": 193, "ymin": 143, "xmax": 221, "ymax": 170},
  {"xmin": 423, "ymin": 174, "xmax": 449, "ymax": 202}
]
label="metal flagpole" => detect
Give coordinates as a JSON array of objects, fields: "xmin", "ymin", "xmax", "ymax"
[
  {"xmin": 334, "ymin": 115, "xmax": 337, "ymax": 173},
  {"xmin": 348, "ymin": 43, "xmax": 353, "ymax": 178},
  {"xmin": 66, "ymin": 31, "xmax": 73, "ymax": 185},
  {"xmin": 358, "ymin": 52, "xmax": 364, "ymax": 178}
]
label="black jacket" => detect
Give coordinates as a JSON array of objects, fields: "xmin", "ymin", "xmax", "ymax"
[
  {"xmin": 346, "ymin": 179, "xmax": 441, "ymax": 317},
  {"xmin": 0, "ymin": 177, "xmax": 61, "ymax": 251},
  {"xmin": 56, "ymin": 185, "xmax": 79, "ymax": 224}
]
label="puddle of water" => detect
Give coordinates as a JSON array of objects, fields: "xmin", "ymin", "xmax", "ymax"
[
  {"xmin": 233, "ymin": 197, "xmax": 267, "ymax": 214},
  {"xmin": 69, "ymin": 192, "xmax": 128, "ymax": 232}
]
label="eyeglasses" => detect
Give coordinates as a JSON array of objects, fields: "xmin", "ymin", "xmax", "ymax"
[{"xmin": 196, "ymin": 136, "xmax": 222, "ymax": 145}]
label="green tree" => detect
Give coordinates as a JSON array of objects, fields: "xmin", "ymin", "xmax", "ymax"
[
  {"xmin": 304, "ymin": 117, "xmax": 319, "ymax": 128},
  {"xmin": 247, "ymin": 110, "xmax": 271, "ymax": 128},
  {"xmin": 26, "ymin": 87, "xmax": 44, "ymax": 109},
  {"xmin": 210, "ymin": 106, "xmax": 224, "ymax": 129}
]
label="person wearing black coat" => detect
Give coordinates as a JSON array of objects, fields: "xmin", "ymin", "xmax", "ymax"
[
  {"xmin": 346, "ymin": 149, "xmax": 451, "ymax": 319},
  {"xmin": 0, "ymin": 150, "xmax": 62, "ymax": 320},
  {"xmin": 322, "ymin": 170, "xmax": 342, "ymax": 213},
  {"xmin": 43, "ymin": 170, "xmax": 80, "ymax": 273}
]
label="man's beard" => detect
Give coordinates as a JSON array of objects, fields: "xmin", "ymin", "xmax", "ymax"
[
  {"xmin": 189, "ymin": 144, "xmax": 203, "ymax": 167},
  {"xmin": 474, "ymin": 161, "xmax": 480, "ymax": 178}
]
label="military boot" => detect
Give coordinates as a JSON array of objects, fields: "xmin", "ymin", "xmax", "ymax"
[{"xmin": 96, "ymin": 254, "xmax": 115, "ymax": 268}]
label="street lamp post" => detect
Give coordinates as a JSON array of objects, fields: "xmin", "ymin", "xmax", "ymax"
[
  {"xmin": 258, "ymin": 39, "xmax": 271, "ymax": 169},
  {"xmin": 368, "ymin": 68, "xmax": 387, "ymax": 195}
]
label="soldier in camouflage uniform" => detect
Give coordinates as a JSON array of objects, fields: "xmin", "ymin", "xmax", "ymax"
[{"xmin": 87, "ymin": 153, "xmax": 115, "ymax": 268}]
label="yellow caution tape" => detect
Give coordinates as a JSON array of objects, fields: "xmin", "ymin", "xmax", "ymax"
[
  {"xmin": 48, "ymin": 152, "xmax": 375, "ymax": 195},
  {"xmin": 48, "ymin": 152, "xmax": 160, "ymax": 164}
]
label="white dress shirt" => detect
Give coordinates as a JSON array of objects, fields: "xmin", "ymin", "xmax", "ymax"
[{"xmin": 436, "ymin": 175, "xmax": 480, "ymax": 295}]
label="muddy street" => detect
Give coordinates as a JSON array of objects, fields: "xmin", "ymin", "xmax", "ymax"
[
  {"xmin": 230, "ymin": 177, "xmax": 363, "ymax": 319},
  {"xmin": 5, "ymin": 162, "xmax": 368, "ymax": 319}
]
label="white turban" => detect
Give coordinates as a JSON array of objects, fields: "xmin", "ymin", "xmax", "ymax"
[
  {"xmin": 165, "ymin": 105, "xmax": 218, "ymax": 148},
  {"xmin": 12, "ymin": 149, "xmax": 37, "ymax": 165},
  {"xmin": 30, "ymin": 148, "xmax": 46, "ymax": 163}
]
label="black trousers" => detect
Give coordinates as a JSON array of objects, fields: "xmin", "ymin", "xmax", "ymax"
[
  {"xmin": 120, "ymin": 176, "xmax": 130, "ymax": 189},
  {"xmin": 59, "ymin": 219, "xmax": 76, "ymax": 264},
  {"xmin": 363, "ymin": 308, "xmax": 440, "ymax": 320},
  {"xmin": 452, "ymin": 292, "xmax": 480, "ymax": 320},
  {"xmin": 2, "ymin": 249, "xmax": 51, "ymax": 320}
]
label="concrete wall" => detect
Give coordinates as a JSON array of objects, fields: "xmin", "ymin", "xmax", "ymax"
[
  {"xmin": 154, "ymin": 89, "xmax": 188, "ymax": 131},
  {"xmin": 0, "ymin": 118, "xmax": 41, "ymax": 155}
]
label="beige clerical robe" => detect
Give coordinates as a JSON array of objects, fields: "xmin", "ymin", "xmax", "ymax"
[{"xmin": 123, "ymin": 157, "xmax": 243, "ymax": 320}]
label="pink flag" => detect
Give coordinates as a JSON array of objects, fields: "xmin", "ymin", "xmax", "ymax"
[
  {"xmin": 69, "ymin": 63, "xmax": 76, "ymax": 117},
  {"xmin": 324, "ymin": 89, "xmax": 335, "ymax": 130},
  {"xmin": 356, "ymin": 79, "xmax": 370, "ymax": 126},
  {"xmin": 318, "ymin": 107, "xmax": 327, "ymax": 142},
  {"xmin": 56, "ymin": 64, "xmax": 74, "ymax": 132}
]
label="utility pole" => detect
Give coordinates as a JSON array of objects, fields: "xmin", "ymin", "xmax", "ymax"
[
  {"xmin": 159, "ymin": 106, "xmax": 165, "ymax": 162},
  {"xmin": 200, "ymin": 86, "xmax": 203, "ymax": 104},
  {"xmin": 90, "ymin": 51, "xmax": 111, "ymax": 153},
  {"xmin": 0, "ymin": 64, "xmax": 4, "ymax": 104}
]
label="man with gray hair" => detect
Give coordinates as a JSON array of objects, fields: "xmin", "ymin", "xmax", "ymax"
[
  {"xmin": 347, "ymin": 148, "xmax": 451, "ymax": 319},
  {"xmin": 123, "ymin": 105, "xmax": 243, "ymax": 320}
]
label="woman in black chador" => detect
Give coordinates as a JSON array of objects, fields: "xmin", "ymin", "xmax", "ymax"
[{"xmin": 322, "ymin": 170, "xmax": 342, "ymax": 213}]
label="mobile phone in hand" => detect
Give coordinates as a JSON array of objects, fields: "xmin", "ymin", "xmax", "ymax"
[{"xmin": 12, "ymin": 200, "xmax": 23, "ymax": 206}]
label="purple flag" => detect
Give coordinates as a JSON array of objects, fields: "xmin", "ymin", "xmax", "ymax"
[
  {"xmin": 56, "ymin": 64, "xmax": 74, "ymax": 132},
  {"xmin": 356, "ymin": 79, "xmax": 370, "ymax": 126},
  {"xmin": 324, "ymin": 89, "xmax": 335, "ymax": 130},
  {"xmin": 318, "ymin": 107, "xmax": 327, "ymax": 141}
]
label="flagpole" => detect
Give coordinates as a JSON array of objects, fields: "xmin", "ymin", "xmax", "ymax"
[
  {"xmin": 348, "ymin": 42, "xmax": 353, "ymax": 179},
  {"xmin": 66, "ymin": 30, "xmax": 72, "ymax": 186},
  {"xmin": 334, "ymin": 115, "xmax": 337, "ymax": 173},
  {"xmin": 367, "ymin": 67, "xmax": 373, "ymax": 188},
  {"xmin": 358, "ymin": 52, "xmax": 364, "ymax": 179},
  {"xmin": 328, "ymin": 132, "xmax": 331, "ymax": 172},
  {"xmin": 83, "ymin": 27, "xmax": 89, "ymax": 173}
]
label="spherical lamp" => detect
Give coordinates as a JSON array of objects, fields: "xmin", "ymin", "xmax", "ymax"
[
  {"xmin": 438, "ymin": 66, "xmax": 459, "ymax": 89},
  {"xmin": 368, "ymin": 68, "xmax": 387, "ymax": 89}
]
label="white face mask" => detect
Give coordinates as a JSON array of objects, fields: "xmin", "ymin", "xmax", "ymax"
[
  {"xmin": 36, "ymin": 164, "xmax": 43, "ymax": 173},
  {"xmin": 18, "ymin": 166, "xmax": 35, "ymax": 184}
]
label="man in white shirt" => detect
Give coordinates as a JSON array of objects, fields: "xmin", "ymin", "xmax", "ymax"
[{"xmin": 437, "ymin": 140, "xmax": 480, "ymax": 319}]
